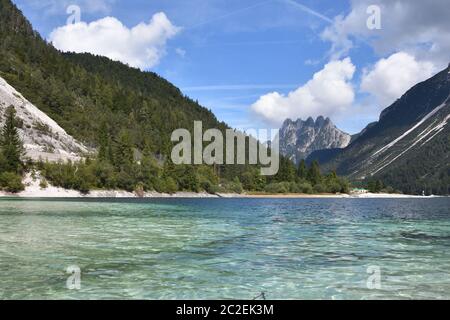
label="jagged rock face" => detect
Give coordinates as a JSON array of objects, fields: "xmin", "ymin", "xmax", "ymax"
[
  {"xmin": 278, "ymin": 116, "xmax": 351, "ymax": 164},
  {"xmin": 0, "ymin": 76, "xmax": 89, "ymax": 162}
]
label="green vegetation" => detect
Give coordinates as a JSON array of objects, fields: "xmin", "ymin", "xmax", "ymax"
[
  {"xmin": 257, "ymin": 159, "xmax": 349, "ymax": 194},
  {"xmin": 367, "ymin": 179, "xmax": 385, "ymax": 193},
  {"xmin": 35, "ymin": 146, "xmax": 348, "ymax": 195},
  {"xmin": 0, "ymin": 102, "xmax": 350, "ymax": 195},
  {"xmin": 36, "ymin": 157, "xmax": 239, "ymax": 195},
  {"xmin": 0, "ymin": 106, "xmax": 25, "ymax": 192},
  {"xmin": 375, "ymin": 126, "xmax": 450, "ymax": 195},
  {"xmin": 0, "ymin": 171, "xmax": 24, "ymax": 192},
  {"xmin": 364, "ymin": 179, "xmax": 400, "ymax": 194}
]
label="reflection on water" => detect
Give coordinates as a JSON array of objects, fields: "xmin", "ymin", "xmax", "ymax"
[{"xmin": 0, "ymin": 198, "xmax": 449, "ymax": 299}]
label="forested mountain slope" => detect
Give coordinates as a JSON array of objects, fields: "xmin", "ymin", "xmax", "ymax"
[
  {"xmin": 320, "ymin": 66, "xmax": 450, "ymax": 195},
  {"xmin": 0, "ymin": 0, "xmax": 226, "ymax": 157},
  {"xmin": 0, "ymin": 0, "xmax": 283, "ymax": 190}
]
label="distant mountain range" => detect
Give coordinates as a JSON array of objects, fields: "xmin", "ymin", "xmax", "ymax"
[{"xmin": 278, "ymin": 116, "xmax": 351, "ymax": 165}]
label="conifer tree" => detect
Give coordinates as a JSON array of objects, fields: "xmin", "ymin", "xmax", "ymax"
[
  {"xmin": 297, "ymin": 159, "xmax": 308, "ymax": 180},
  {"xmin": 0, "ymin": 106, "xmax": 24, "ymax": 173},
  {"xmin": 276, "ymin": 157, "xmax": 296, "ymax": 182},
  {"xmin": 307, "ymin": 160, "xmax": 322, "ymax": 185},
  {"xmin": 98, "ymin": 122, "xmax": 109, "ymax": 161},
  {"xmin": 114, "ymin": 131, "xmax": 134, "ymax": 170}
]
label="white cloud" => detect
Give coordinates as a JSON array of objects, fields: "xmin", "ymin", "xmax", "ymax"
[
  {"xmin": 321, "ymin": 0, "xmax": 450, "ymax": 69},
  {"xmin": 49, "ymin": 13, "xmax": 180, "ymax": 70},
  {"xmin": 251, "ymin": 58, "xmax": 356, "ymax": 126},
  {"xmin": 361, "ymin": 52, "xmax": 435, "ymax": 107}
]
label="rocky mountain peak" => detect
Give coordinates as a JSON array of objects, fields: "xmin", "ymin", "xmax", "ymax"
[
  {"xmin": 315, "ymin": 116, "xmax": 324, "ymax": 126},
  {"xmin": 278, "ymin": 116, "xmax": 351, "ymax": 164},
  {"xmin": 305, "ymin": 117, "xmax": 315, "ymax": 126}
]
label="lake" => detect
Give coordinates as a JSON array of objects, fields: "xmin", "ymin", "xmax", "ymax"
[{"xmin": 0, "ymin": 198, "xmax": 449, "ymax": 299}]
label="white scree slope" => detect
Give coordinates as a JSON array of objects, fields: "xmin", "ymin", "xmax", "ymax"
[{"xmin": 0, "ymin": 76, "xmax": 90, "ymax": 162}]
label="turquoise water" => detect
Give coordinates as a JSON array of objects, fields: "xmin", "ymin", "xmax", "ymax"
[{"xmin": 0, "ymin": 198, "xmax": 449, "ymax": 300}]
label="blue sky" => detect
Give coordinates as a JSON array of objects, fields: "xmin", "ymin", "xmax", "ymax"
[{"xmin": 13, "ymin": 0, "xmax": 450, "ymax": 134}]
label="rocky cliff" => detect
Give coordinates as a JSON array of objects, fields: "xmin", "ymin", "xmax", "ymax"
[{"xmin": 278, "ymin": 116, "xmax": 351, "ymax": 164}]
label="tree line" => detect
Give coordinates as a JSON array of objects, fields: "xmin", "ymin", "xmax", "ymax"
[{"xmin": 0, "ymin": 104, "xmax": 351, "ymax": 195}]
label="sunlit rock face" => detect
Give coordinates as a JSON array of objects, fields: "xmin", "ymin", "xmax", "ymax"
[
  {"xmin": 0, "ymin": 76, "xmax": 89, "ymax": 162},
  {"xmin": 278, "ymin": 116, "xmax": 351, "ymax": 164}
]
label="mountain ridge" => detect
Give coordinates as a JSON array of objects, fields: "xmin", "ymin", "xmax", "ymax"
[
  {"xmin": 278, "ymin": 116, "xmax": 351, "ymax": 164},
  {"xmin": 319, "ymin": 65, "xmax": 450, "ymax": 194}
]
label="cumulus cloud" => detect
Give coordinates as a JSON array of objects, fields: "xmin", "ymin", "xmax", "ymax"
[
  {"xmin": 361, "ymin": 52, "xmax": 435, "ymax": 107},
  {"xmin": 251, "ymin": 58, "xmax": 356, "ymax": 126},
  {"xmin": 321, "ymin": 0, "xmax": 450, "ymax": 69},
  {"xmin": 49, "ymin": 13, "xmax": 180, "ymax": 69}
]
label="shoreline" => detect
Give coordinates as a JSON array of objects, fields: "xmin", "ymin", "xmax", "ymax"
[
  {"xmin": 240, "ymin": 193, "xmax": 440, "ymax": 199},
  {"xmin": 0, "ymin": 190, "xmax": 443, "ymax": 200},
  {"xmin": 0, "ymin": 174, "xmax": 444, "ymax": 199}
]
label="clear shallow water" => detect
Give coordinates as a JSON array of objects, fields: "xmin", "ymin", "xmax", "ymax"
[{"xmin": 0, "ymin": 198, "xmax": 449, "ymax": 300}]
